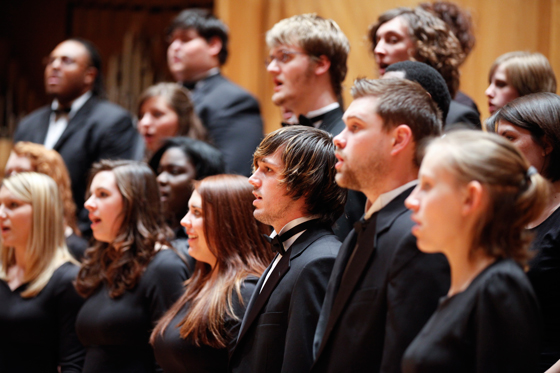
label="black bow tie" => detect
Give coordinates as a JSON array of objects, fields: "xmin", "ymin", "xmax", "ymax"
[
  {"xmin": 52, "ymin": 106, "xmax": 71, "ymax": 115},
  {"xmin": 182, "ymin": 81, "xmax": 197, "ymax": 90},
  {"xmin": 281, "ymin": 113, "xmax": 327, "ymax": 128},
  {"xmin": 263, "ymin": 219, "xmax": 321, "ymax": 255}
]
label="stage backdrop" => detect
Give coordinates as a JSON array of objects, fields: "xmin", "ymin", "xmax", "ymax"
[{"xmin": 215, "ymin": 0, "xmax": 560, "ymax": 133}]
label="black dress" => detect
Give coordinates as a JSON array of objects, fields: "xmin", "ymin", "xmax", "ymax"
[
  {"xmin": 153, "ymin": 276, "xmax": 258, "ymax": 372},
  {"xmin": 528, "ymin": 206, "xmax": 560, "ymax": 370},
  {"xmin": 402, "ymin": 259, "xmax": 541, "ymax": 373},
  {"xmin": 76, "ymin": 249, "xmax": 190, "ymax": 373},
  {"xmin": 0, "ymin": 261, "xmax": 85, "ymax": 372}
]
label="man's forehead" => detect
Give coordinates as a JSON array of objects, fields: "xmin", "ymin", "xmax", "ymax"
[{"xmin": 51, "ymin": 40, "xmax": 88, "ymax": 58}]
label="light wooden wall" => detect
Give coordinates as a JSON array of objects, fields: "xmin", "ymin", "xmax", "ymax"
[{"xmin": 215, "ymin": 0, "xmax": 559, "ymax": 133}]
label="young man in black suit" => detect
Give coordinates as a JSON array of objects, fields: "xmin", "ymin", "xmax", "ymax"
[
  {"xmin": 167, "ymin": 9, "xmax": 263, "ymax": 177},
  {"xmin": 14, "ymin": 38, "xmax": 137, "ymax": 236},
  {"xmin": 266, "ymin": 14, "xmax": 364, "ymax": 240},
  {"xmin": 230, "ymin": 126, "xmax": 346, "ymax": 373},
  {"xmin": 312, "ymin": 78, "xmax": 450, "ymax": 373}
]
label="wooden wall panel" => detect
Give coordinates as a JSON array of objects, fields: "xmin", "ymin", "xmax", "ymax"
[{"xmin": 216, "ymin": 0, "xmax": 559, "ymax": 133}]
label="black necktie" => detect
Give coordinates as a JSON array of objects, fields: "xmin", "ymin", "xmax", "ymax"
[{"xmin": 263, "ymin": 219, "xmax": 321, "ymax": 255}]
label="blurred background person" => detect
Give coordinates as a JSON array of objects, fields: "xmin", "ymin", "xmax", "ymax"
[
  {"xmin": 5, "ymin": 141, "xmax": 87, "ymax": 260},
  {"xmin": 75, "ymin": 160, "xmax": 190, "ymax": 373},
  {"xmin": 403, "ymin": 130, "xmax": 544, "ymax": 372},
  {"xmin": 151, "ymin": 174, "xmax": 273, "ymax": 372},
  {"xmin": 486, "ymin": 51, "xmax": 557, "ymax": 115},
  {"xmin": 136, "ymin": 83, "xmax": 207, "ymax": 161},
  {"xmin": 0, "ymin": 172, "xmax": 84, "ymax": 372},
  {"xmin": 493, "ymin": 93, "xmax": 560, "ymax": 371}
]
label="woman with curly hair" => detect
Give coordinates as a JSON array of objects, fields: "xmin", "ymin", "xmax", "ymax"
[
  {"xmin": 402, "ymin": 130, "xmax": 545, "ymax": 372},
  {"xmin": 151, "ymin": 174, "xmax": 273, "ymax": 372},
  {"xmin": 0, "ymin": 172, "xmax": 84, "ymax": 372},
  {"xmin": 75, "ymin": 160, "xmax": 190, "ymax": 372},
  {"xmin": 5, "ymin": 141, "xmax": 87, "ymax": 260}
]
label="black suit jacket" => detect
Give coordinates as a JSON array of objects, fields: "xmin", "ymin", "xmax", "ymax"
[
  {"xmin": 190, "ymin": 73, "xmax": 264, "ymax": 177},
  {"xmin": 317, "ymin": 107, "xmax": 367, "ymax": 242},
  {"xmin": 446, "ymin": 100, "xmax": 481, "ymax": 129},
  {"xmin": 14, "ymin": 96, "xmax": 137, "ymax": 234},
  {"xmin": 230, "ymin": 225, "xmax": 340, "ymax": 373},
  {"xmin": 312, "ymin": 187, "xmax": 450, "ymax": 373}
]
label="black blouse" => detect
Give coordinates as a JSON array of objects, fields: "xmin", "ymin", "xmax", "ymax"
[
  {"xmin": 529, "ymin": 206, "xmax": 560, "ymax": 370},
  {"xmin": 76, "ymin": 249, "xmax": 190, "ymax": 373},
  {"xmin": 0, "ymin": 261, "xmax": 85, "ymax": 372},
  {"xmin": 153, "ymin": 276, "xmax": 258, "ymax": 372},
  {"xmin": 402, "ymin": 259, "xmax": 541, "ymax": 373}
]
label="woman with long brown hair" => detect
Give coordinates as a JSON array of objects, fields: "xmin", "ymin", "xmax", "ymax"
[
  {"xmin": 75, "ymin": 160, "xmax": 190, "ymax": 372},
  {"xmin": 151, "ymin": 174, "xmax": 273, "ymax": 372}
]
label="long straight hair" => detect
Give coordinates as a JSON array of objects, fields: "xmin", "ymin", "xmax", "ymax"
[
  {"xmin": 151, "ymin": 174, "xmax": 273, "ymax": 348},
  {"xmin": 0, "ymin": 173, "xmax": 76, "ymax": 297}
]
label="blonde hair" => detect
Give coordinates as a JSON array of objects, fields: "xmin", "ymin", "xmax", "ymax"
[
  {"xmin": 0, "ymin": 173, "xmax": 76, "ymax": 297},
  {"xmin": 489, "ymin": 51, "xmax": 557, "ymax": 96}
]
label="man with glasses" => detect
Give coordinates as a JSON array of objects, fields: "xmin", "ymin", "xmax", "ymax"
[
  {"xmin": 265, "ymin": 14, "xmax": 364, "ymax": 240},
  {"xmin": 14, "ymin": 38, "xmax": 137, "ymax": 237},
  {"xmin": 167, "ymin": 9, "xmax": 263, "ymax": 177}
]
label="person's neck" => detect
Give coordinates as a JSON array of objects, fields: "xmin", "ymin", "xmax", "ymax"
[
  {"xmin": 363, "ymin": 169, "xmax": 417, "ymax": 205},
  {"xmin": 530, "ymin": 179, "xmax": 560, "ymax": 228},
  {"xmin": 446, "ymin": 247, "xmax": 495, "ymax": 296},
  {"xmin": 182, "ymin": 66, "xmax": 219, "ymax": 84}
]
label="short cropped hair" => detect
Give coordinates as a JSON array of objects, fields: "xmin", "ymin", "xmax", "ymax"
[
  {"xmin": 253, "ymin": 126, "xmax": 346, "ymax": 225},
  {"xmin": 168, "ymin": 9, "xmax": 229, "ymax": 65},
  {"xmin": 266, "ymin": 14, "xmax": 350, "ymax": 98},
  {"xmin": 369, "ymin": 7, "xmax": 464, "ymax": 97},
  {"xmin": 67, "ymin": 38, "xmax": 105, "ymax": 98},
  {"xmin": 351, "ymin": 78, "xmax": 442, "ymax": 160},
  {"xmin": 385, "ymin": 61, "xmax": 451, "ymax": 122},
  {"xmin": 489, "ymin": 51, "xmax": 557, "ymax": 97},
  {"xmin": 494, "ymin": 93, "xmax": 560, "ymax": 182}
]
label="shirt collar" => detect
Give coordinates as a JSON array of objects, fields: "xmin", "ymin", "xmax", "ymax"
[
  {"xmin": 365, "ymin": 180, "xmax": 418, "ymax": 220},
  {"xmin": 270, "ymin": 215, "xmax": 319, "ymax": 253},
  {"xmin": 51, "ymin": 90, "xmax": 92, "ymax": 119},
  {"xmin": 306, "ymin": 102, "xmax": 340, "ymax": 119}
]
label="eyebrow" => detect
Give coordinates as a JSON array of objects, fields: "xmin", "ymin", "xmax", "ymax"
[{"xmin": 259, "ymin": 157, "xmax": 281, "ymax": 168}]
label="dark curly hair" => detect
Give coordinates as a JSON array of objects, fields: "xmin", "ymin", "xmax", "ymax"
[
  {"xmin": 369, "ymin": 7, "xmax": 464, "ymax": 97},
  {"xmin": 75, "ymin": 160, "xmax": 173, "ymax": 299}
]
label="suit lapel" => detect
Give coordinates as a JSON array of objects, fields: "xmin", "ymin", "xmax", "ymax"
[
  {"xmin": 53, "ymin": 96, "xmax": 96, "ymax": 151},
  {"xmin": 318, "ymin": 107, "xmax": 343, "ymax": 134},
  {"xmin": 32, "ymin": 108, "xmax": 52, "ymax": 144}
]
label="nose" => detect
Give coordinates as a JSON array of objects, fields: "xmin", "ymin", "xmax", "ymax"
[
  {"xmin": 248, "ymin": 173, "xmax": 261, "ymax": 188},
  {"xmin": 180, "ymin": 212, "xmax": 192, "ymax": 229},
  {"xmin": 333, "ymin": 131, "xmax": 346, "ymax": 149},
  {"xmin": 267, "ymin": 58, "xmax": 280, "ymax": 73},
  {"xmin": 169, "ymin": 39, "xmax": 182, "ymax": 53},
  {"xmin": 138, "ymin": 113, "xmax": 152, "ymax": 130},
  {"xmin": 157, "ymin": 171, "xmax": 169, "ymax": 186},
  {"xmin": 485, "ymin": 84, "xmax": 494, "ymax": 98},
  {"xmin": 84, "ymin": 195, "xmax": 96, "ymax": 212},
  {"xmin": 404, "ymin": 186, "xmax": 420, "ymax": 212},
  {"xmin": 0, "ymin": 205, "xmax": 7, "ymax": 219},
  {"xmin": 373, "ymin": 40, "xmax": 386, "ymax": 57}
]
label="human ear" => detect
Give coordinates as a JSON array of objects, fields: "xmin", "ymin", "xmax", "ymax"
[
  {"xmin": 313, "ymin": 55, "xmax": 331, "ymax": 76},
  {"xmin": 207, "ymin": 36, "xmax": 223, "ymax": 58},
  {"xmin": 462, "ymin": 180, "xmax": 484, "ymax": 217},
  {"xmin": 390, "ymin": 124, "xmax": 413, "ymax": 156},
  {"xmin": 84, "ymin": 66, "xmax": 97, "ymax": 86}
]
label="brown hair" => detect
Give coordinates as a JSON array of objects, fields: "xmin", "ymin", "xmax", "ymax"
[
  {"xmin": 151, "ymin": 174, "xmax": 272, "ymax": 348},
  {"xmin": 351, "ymin": 78, "xmax": 442, "ymax": 165},
  {"xmin": 369, "ymin": 7, "xmax": 464, "ymax": 97},
  {"xmin": 266, "ymin": 13, "xmax": 350, "ymax": 99},
  {"xmin": 489, "ymin": 51, "xmax": 557, "ymax": 97},
  {"xmin": 426, "ymin": 130, "xmax": 550, "ymax": 264},
  {"xmin": 11, "ymin": 141, "xmax": 79, "ymax": 235},
  {"xmin": 493, "ymin": 92, "xmax": 560, "ymax": 182},
  {"xmin": 75, "ymin": 160, "xmax": 173, "ymax": 299},
  {"xmin": 253, "ymin": 126, "xmax": 347, "ymax": 225},
  {"xmin": 138, "ymin": 82, "xmax": 207, "ymax": 141}
]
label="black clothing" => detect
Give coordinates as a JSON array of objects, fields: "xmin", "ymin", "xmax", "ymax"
[
  {"xmin": 455, "ymin": 90, "xmax": 481, "ymax": 117},
  {"xmin": 446, "ymin": 100, "xmax": 481, "ymax": 129},
  {"xmin": 14, "ymin": 96, "xmax": 137, "ymax": 236},
  {"xmin": 154, "ymin": 276, "xmax": 257, "ymax": 372},
  {"xmin": 0, "ymin": 262, "xmax": 84, "ymax": 373},
  {"xmin": 188, "ymin": 73, "xmax": 264, "ymax": 177},
  {"xmin": 76, "ymin": 249, "xmax": 189, "ymax": 373},
  {"xmin": 529, "ymin": 206, "xmax": 560, "ymax": 370},
  {"xmin": 230, "ymin": 224, "xmax": 340, "ymax": 373},
  {"xmin": 312, "ymin": 187, "xmax": 450, "ymax": 373},
  {"xmin": 66, "ymin": 232, "xmax": 88, "ymax": 261},
  {"xmin": 402, "ymin": 259, "xmax": 540, "ymax": 373}
]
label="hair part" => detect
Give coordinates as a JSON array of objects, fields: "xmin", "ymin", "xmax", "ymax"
[
  {"xmin": 493, "ymin": 92, "xmax": 560, "ymax": 181},
  {"xmin": 168, "ymin": 9, "xmax": 229, "ymax": 65},
  {"xmin": 253, "ymin": 126, "xmax": 347, "ymax": 225},
  {"xmin": 266, "ymin": 13, "xmax": 350, "ymax": 99},
  {"xmin": 369, "ymin": 7, "xmax": 464, "ymax": 97},
  {"xmin": 75, "ymin": 160, "xmax": 173, "ymax": 299},
  {"xmin": 151, "ymin": 174, "xmax": 273, "ymax": 348},
  {"xmin": 425, "ymin": 130, "xmax": 549, "ymax": 264},
  {"xmin": 489, "ymin": 51, "xmax": 557, "ymax": 97},
  {"xmin": 138, "ymin": 83, "xmax": 207, "ymax": 142},
  {"xmin": 0, "ymin": 173, "xmax": 76, "ymax": 298}
]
